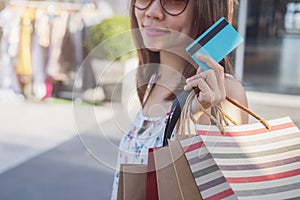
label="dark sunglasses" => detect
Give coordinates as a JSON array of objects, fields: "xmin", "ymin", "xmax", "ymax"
[{"xmin": 133, "ymin": 0, "xmax": 190, "ymax": 16}]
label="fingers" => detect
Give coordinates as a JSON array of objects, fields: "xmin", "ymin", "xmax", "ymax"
[
  {"xmin": 196, "ymin": 54, "xmax": 224, "ymax": 76},
  {"xmin": 184, "ymin": 70, "xmax": 224, "ymax": 105},
  {"xmin": 196, "ymin": 54, "xmax": 226, "ymax": 98},
  {"xmin": 184, "ymin": 67, "xmax": 203, "ymax": 83},
  {"xmin": 184, "ymin": 70, "xmax": 218, "ymax": 91},
  {"xmin": 184, "ymin": 53, "xmax": 226, "ymax": 108}
]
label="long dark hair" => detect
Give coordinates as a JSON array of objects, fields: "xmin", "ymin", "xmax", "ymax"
[{"xmin": 130, "ymin": 0, "xmax": 238, "ymax": 106}]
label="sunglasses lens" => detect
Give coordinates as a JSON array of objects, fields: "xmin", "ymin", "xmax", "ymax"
[
  {"xmin": 162, "ymin": 0, "xmax": 188, "ymax": 15},
  {"xmin": 134, "ymin": 0, "xmax": 152, "ymax": 9},
  {"xmin": 134, "ymin": 0, "xmax": 189, "ymax": 16}
]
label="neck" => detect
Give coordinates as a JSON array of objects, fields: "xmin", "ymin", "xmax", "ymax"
[
  {"xmin": 158, "ymin": 51, "xmax": 187, "ymax": 88},
  {"xmin": 160, "ymin": 50, "xmax": 187, "ymax": 73}
]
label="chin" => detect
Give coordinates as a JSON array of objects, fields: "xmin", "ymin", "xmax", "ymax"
[
  {"xmin": 142, "ymin": 41, "xmax": 160, "ymax": 52},
  {"xmin": 145, "ymin": 46, "xmax": 161, "ymax": 52},
  {"xmin": 143, "ymin": 40, "xmax": 173, "ymax": 52},
  {"xmin": 141, "ymin": 36, "xmax": 169, "ymax": 52}
]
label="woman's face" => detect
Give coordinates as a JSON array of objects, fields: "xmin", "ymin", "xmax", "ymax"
[{"xmin": 134, "ymin": 0, "xmax": 196, "ymax": 52}]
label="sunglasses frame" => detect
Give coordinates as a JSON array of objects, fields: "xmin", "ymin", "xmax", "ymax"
[{"xmin": 133, "ymin": 0, "xmax": 190, "ymax": 16}]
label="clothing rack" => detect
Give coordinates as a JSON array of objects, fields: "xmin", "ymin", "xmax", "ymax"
[
  {"xmin": 0, "ymin": 0, "xmax": 91, "ymax": 100},
  {"xmin": 9, "ymin": 0, "xmax": 88, "ymax": 12}
]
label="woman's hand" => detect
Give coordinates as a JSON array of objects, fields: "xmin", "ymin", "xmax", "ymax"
[{"xmin": 184, "ymin": 53, "xmax": 226, "ymax": 109}]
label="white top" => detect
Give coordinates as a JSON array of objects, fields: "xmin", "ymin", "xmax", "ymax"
[
  {"xmin": 110, "ymin": 73, "xmax": 234, "ymax": 199},
  {"xmin": 110, "ymin": 110, "xmax": 172, "ymax": 200}
]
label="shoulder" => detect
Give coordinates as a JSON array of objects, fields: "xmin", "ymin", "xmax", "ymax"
[
  {"xmin": 224, "ymin": 74, "xmax": 246, "ymax": 98},
  {"xmin": 223, "ymin": 74, "xmax": 249, "ymax": 124}
]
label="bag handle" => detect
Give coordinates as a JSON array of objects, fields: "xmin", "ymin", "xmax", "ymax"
[
  {"xmin": 225, "ymin": 96, "xmax": 271, "ymax": 129},
  {"xmin": 163, "ymin": 91, "xmax": 270, "ymax": 146},
  {"xmin": 163, "ymin": 90, "xmax": 191, "ymax": 146}
]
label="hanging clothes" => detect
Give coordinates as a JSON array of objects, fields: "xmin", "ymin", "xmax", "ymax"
[
  {"xmin": 35, "ymin": 9, "xmax": 51, "ymax": 48},
  {"xmin": 68, "ymin": 12, "xmax": 84, "ymax": 89},
  {"xmin": 31, "ymin": 9, "xmax": 50, "ymax": 100},
  {"xmin": 0, "ymin": 2, "xmax": 92, "ymax": 100},
  {"xmin": 46, "ymin": 11, "xmax": 69, "ymax": 80},
  {"xmin": 0, "ymin": 7, "xmax": 22, "ymax": 93},
  {"xmin": 16, "ymin": 7, "xmax": 35, "ymax": 78},
  {"xmin": 58, "ymin": 23, "xmax": 76, "ymax": 80},
  {"xmin": 69, "ymin": 12, "xmax": 84, "ymax": 69}
]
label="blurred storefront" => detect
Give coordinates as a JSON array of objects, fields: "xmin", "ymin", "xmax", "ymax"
[
  {"xmin": 0, "ymin": 0, "xmax": 113, "ymax": 101},
  {"xmin": 0, "ymin": 0, "xmax": 299, "ymax": 102},
  {"xmin": 242, "ymin": 0, "xmax": 300, "ymax": 95}
]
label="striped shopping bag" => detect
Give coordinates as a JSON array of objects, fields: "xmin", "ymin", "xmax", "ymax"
[
  {"xmin": 181, "ymin": 116, "xmax": 300, "ymax": 199},
  {"xmin": 164, "ymin": 91, "xmax": 300, "ymax": 199},
  {"xmin": 181, "ymin": 135, "xmax": 237, "ymax": 200}
]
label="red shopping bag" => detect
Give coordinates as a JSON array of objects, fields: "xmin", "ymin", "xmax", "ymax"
[{"xmin": 146, "ymin": 148, "xmax": 158, "ymax": 200}]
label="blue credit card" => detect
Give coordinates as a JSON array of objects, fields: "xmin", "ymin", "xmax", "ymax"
[{"xmin": 186, "ymin": 17, "xmax": 243, "ymax": 71}]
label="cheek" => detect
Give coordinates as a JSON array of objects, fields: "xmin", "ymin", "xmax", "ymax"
[
  {"xmin": 135, "ymin": 9, "xmax": 143, "ymax": 28},
  {"xmin": 179, "ymin": 6, "xmax": 195, "ymax": 36},
  {"xmin": 182, "ymin": 14, "xmax": 194, "ymax": 35},
  {"xmin": 185, "ymin": 21, "xmax": 194, "ymax": 37},
  {"xmin": 168, "ymin": 8, "xmax": 194, "ymax": 35},
  {"xmin": 170, "ymin": 19, "xmax": 193, "ymax": 36}
]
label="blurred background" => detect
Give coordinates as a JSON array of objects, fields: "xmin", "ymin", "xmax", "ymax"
[
  {"xmin": 0, "ymin": 0, "xmax": 299, "ymax": 101},
  {"xmin": 243, "ymin": 0, "xmax": 300, "ymax": 94},
  {"xmin": 0, "ymin": 0, "xmax": 299, "ymax": 200}
]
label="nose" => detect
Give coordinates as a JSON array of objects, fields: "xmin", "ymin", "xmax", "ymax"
[{"xmin": 145, "ymin": 0, "xmax": 164, "ymax": 20}]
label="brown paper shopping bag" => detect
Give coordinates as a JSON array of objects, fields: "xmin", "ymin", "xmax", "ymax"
[
  {"xmin": 117, "ymin": 164, "xmax": 147, "ymax": 200},
  {"xmin": 148, "ymin": 141, "xmax": 202, "ymax": 200}
]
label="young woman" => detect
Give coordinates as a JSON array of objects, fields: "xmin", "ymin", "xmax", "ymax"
[{"xmin": 111, "ymin": 0, "xmax": 248, "ymax": 199}]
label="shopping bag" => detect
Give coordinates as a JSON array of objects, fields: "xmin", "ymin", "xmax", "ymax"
[
  {"xmin": 162, "ymin": 90, "xmax": 237, "ymax": 199},
  {"xmin": 181, "ymin": 135, "xmax": 237, "ymax": 199},
  {"xmin": 117, "ymin": 164, "xmax": 147, "ymax": 200},
  {"xmin": 146, "ymin": 141, "xmax": 203, "ymax": 200},
  {"xmin": 193, "ymin": 116, "xmax": 300, "ymax": 199},
  {"xmin": 146, "ymin": 148, "xmax": 158, "ymax": 200},
  {"xmin": 164, "ymin": 90, "xmax": 300, "ymax": 199}
]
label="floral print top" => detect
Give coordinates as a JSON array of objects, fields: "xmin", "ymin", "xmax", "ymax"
[{"xmin": 111, "ymin": 109, "xmax": 173, "ymax": 200}]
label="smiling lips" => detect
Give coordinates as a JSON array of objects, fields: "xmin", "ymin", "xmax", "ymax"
[{"xmin": 143, "ymin": 27, "xmax": 170, "ymax": 37}]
